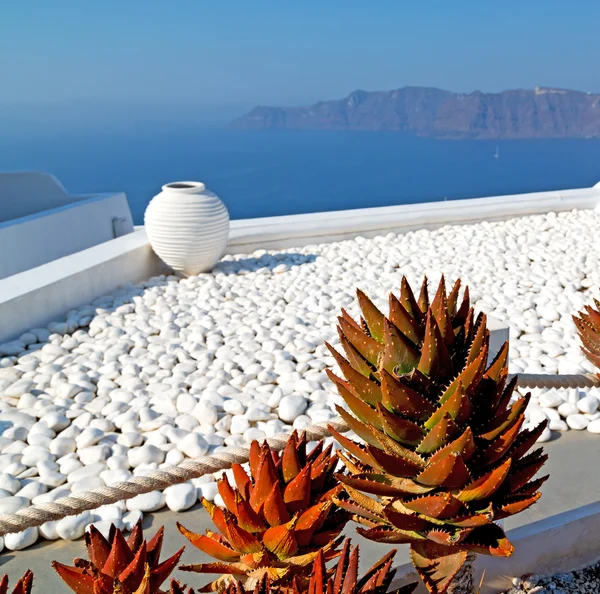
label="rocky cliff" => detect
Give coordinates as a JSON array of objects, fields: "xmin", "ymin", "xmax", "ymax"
[{"xmin": 232, "ymin": 86, "xmax": 600, "ymax": 139}]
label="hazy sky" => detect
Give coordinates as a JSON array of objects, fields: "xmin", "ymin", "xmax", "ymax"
[{"xmin": 2, "ymin": 0, "xmax": 600, "ymax": 110}]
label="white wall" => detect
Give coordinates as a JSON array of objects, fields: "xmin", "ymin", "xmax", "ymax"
[
  {"xmin": 0, "ymin": 229, "xmax": 169, "ymax": 343},
  {"xmin": 0, "ymin": 192, "xmax": 134, "ymax": 279},
  {"xmin": 0, "ymin": 171, "xmax": 76, "ymax": 222},
  {"xmin": 227, "ymin": 186, "xmax": 600, "ymax": 253}
]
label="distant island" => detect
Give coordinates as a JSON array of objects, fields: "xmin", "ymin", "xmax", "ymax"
[{"xmin": 232, "ymin": 86, "xmax": 600, "ymax": 139}]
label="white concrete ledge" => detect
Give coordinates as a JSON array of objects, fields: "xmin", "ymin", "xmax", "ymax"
[
  {"xmin": 0, "ymin": 192, "xmax": 134, "ymax": 279},
  {"xmin": 390, "ymin": 501, "xmax": 600, "ymax": 593},
  {"xmin": 0, "ymin": 229, "xmax": 169, "ymax": 342},
  {"xmin": 227, "ymin": 186, "xmax": 600, "ymax": 253}
]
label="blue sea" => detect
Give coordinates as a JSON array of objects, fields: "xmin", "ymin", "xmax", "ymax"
[{"xmin": 2, "ymin": 125, "xmax": 600, "ymax": 225}]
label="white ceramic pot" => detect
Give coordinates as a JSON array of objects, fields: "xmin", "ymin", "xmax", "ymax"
[{"xmin": 145, "ymin": 181, "xmax": 229, "ymax": 276}]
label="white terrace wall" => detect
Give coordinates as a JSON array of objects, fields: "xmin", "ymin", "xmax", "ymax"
[{"xmin": 0, "ymin": 185, "xmax": 599, "ymax": 342}]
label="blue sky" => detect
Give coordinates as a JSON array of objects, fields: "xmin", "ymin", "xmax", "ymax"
[{"xmin": 2, "ymin": 0, "xmax": 599, "ymax": 111}]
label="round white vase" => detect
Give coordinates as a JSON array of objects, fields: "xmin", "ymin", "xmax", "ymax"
[{"xmin": 144, "ymin": 181, "xmax": 229, "ymax": 276}]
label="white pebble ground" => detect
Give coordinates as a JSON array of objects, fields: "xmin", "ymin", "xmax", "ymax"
[{"xmin": 1, "ymin": 209, "xmax": 600, "ymax": 549}]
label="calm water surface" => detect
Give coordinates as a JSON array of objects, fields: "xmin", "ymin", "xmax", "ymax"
[{"xmin": 2, "ymin": 127, "xmax": 600, "ymax": 224}]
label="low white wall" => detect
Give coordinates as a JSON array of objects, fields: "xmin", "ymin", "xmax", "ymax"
[
  {"xmin": 226, "ymin": 186, "xmax": 600, "ymax": 253},
  {"xmin": 0, "ymin": 192, "xmax": 134, "ymax": 280},
  {"xmin": 0, "ymin": 230, "xmax": 169, "ymax": 343},
  {"xmin": 390, "ymin": 502, "xmax": 600, "ymax": 593}
]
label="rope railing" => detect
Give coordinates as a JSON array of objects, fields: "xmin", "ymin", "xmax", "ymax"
[{"xmin": 0, "ymin": 372, "xmax": 597, "ymax": 537}]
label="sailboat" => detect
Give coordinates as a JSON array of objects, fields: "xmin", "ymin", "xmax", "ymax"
[{"xmin": 494, "ymin": 146, "xmax": 500, "ymax": 159}]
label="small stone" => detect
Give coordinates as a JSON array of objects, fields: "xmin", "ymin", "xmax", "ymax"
[
  {"xmin": 128, "ymin": 445, "xmax": 165, "ymax": 468},
  {"xmin": 126, "ymin": 491, "xmax": 166, "ymax": 512},
  {"xmin": 4, "ymin": 527, "xmax": 38, "ymax": 550},
  {"xmin": 56, "ymin": 511, "xmax": 93, "ymax": 540},
  {"xmin": 566, "ymin": 414, "xmax": 589, "ymax": 430},
  {"xmin": 164, "ymin": 483, "xmax": 197, "ymax": 511},
  {"xmin": 0, "ymin": 496, "xmax": 29, "ymax": 514},
  {"xmin": 39, "ymin": 521, "xmax": 59, "ymax": 540},
  {"xmin": 278, "ymin": 395, "xmax": 308, "ymax": 422},
  {"xmin": 578, "ymin": 394, "xmax": 599, "ymax": 414},
  {"xmin": 178, "ymin": 433, "xmax": 209, "ymax": 458},
  {"xmin": 122, "ymin": 510, "xmax": 143, "ymax": 531}
]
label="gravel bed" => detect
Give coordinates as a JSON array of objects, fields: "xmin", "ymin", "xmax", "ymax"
[
  {"xmin": 503, "ymin": 563, "xmax": 600, "ymax": 593},
  {"xmin": 0, "ymin": 209, "xmax": 600, "ymax": 550}
]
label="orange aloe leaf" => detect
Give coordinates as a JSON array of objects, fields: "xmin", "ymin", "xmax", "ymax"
[
  {"xmin": 328, "ymin": 426, "xmax": 381, "ymax": 470},
  {"xmin": 417, "ymin": 312, "xmax": 453, "ymax": 381},
  {"xmin": 179, "ymin": 562, "xmax": 248, "ymax": 575},
  {"xmin": 132, "ymin": 566, "xmax": 150, "ymax": 594},
  {"xmin": 283, "ymin": 465, "xmax": 311, "ymax": 513},
  {"xmin": 479, "ymin": 394, "xmax": 530, "ymax": 441},
  {"xmin": 149, "ymin": 547, "xmax": 185, "ymax": 592},
  {"xmin": 226, "ymin": 523, "xmax": 263, "ymax": 556},
  {"xmin": 366, "ymin": 425, "xmax": 426, "ymax": 467},
  {"xmin": 416, "ymin": 414, "xmax": 458, "ymax": 454},
  {"xmin": 262, "ymin": 518, "xmax": 298, "ymax": 559},
  {"xmin": 51, "ymin": 562, "xmax": 95, "ymax": 594},
  {"xmin": 358, "ymin": 526, "xmax": 425, "ymax": 544},
  {"xmin": 218, "ymin": 476, "xmax": 238, "ymax": 515},
  {"xmin": 10, "ymin": 571, "xmax": 34, "ymax": 594},
  {"xmin": 126, "ymin": 518, "xmax": 144, "ymax": 553},
  {"xmin": 232, "ymin": 464, "xmax": 252, "ymax": 500},
  {"xmin": 366, "ymin": 446, "xmax": 423, "ymax": 478},
  {"xmin": 262, "ymin": 481, "xmax": 291, "ymax": 527},
  {"xmin": 102, "ymin": 528, "xmax": 134, "ymax": 578},
  {"xmin": 424, "ymin": 381, "xmax": 471, "ymax": 429},
  {"xmin": 295, "ymin": 502, "xmax": 331, "ymax": 547},
  {"xmin": 334, "ymin": 406, "xmax": 382, "ymax": 448},
  {"xmin": 337, "ymin": 473, "xmax": 434, "ymax": 497},
  {"xmin": 507, "ymin": 449, "xmax": 548, "ymax": 493},
  {"xmin": 281, "ymin": 432, "xmax": 302, "ymax": 483},
  {"xmin": 389, "ymin": 293, "xmax": 422, "ymax": 346},
  {"xmin": 512, "ymin": 474, "xmax": 549, "ymax": 498},
  {"xmin": 447, "ymin": 278, "xmax": 461, "ymax": 316},
  {"xmin": 249, "ymin": 446, "xmax": 279, "ymax": 512},
  {"xmin": 201, "ymin": 499, "xmax": 230, "ymax": 535},
  {"xmin": 399, "ymin": 276, "xmax": 423, "ymax": 322},
  {"xmin": 249, "ymin": 441, "xmax": 262, "ymax": 478},
  {"xmin": 338, "ymin": 317, "xmax": 381, "ymax": 367},
  {"xmin": 427, "ymin": 427, "xmax": 476, "ymax": 465},
  {"xmin": 403, "ymin": 493, "xmax": 464, "ymax": 519},
  {"xmin": 328, "ymin": 372, "xmax": 383, "ymax": 429},
  {"xmin": 461, "ymin": 523, "xmax": 514, "ymax": 557},
  {"xmin": 119, "ymin": 542, "xmax": 148, "ymax": 590},
  {"xmin": 341, "ymin": 545, "xmax": 359, "ymax": 594},
  {"xmin": 380, "ymin": 367, "xmax": 434, "ymax": 420},
  {"xmin": 85, "ymin": 525, "xmax": 112, "ymax": 570},
  {"xmin": 415, "ymin": 453, "xmax": 471, "ymax": 488},
  {"xmin": 495, "ymin": 491, "xmax": 542, "ymax": 519},
  {"xmin": 177, "ymin": 524, "xmax": 240, "ymax": 561},
  {"xmin": 234, "ymin": 492, "xmax": 267, "ymax": 532},
  {"xmin": 383, "ymin": 506, "xmax": 431, "ymax": 532},
  {"xmin": 357, "ymin": 289, "xmax": 385, "ymax": 341},
  {"xmin": 337, "ymin": 327, "xmax": 376, "ymax": 378},
  {"xmin": 409, "ymin": 541, "xmax": 467, "ymax": 594},
  {"xmin": 456, "ymin": 458, "xmax": 512, "ymax": 502},
  {"xmin": 509, "ymin": 420, "xmax": 548, "ymax": 461},
  {"xmin": 376, "ymin": 402, "xmax": 423, "ymax": 446},
  {"xmin": 326, "ymin": 346, "xmax": 382, "ymax": 406},
  {"xmin": 479, "ymin": 414, "xmax": 525, "ymax": 466},
  {"xmin": 417, "ymin": 277, "xmax": 429, "ymax": 315},
  {"xmin": 146, "ymin": 525, "xmax": 165, "ymax": 568},
  {"xmin": 430, "ymin": 275, "xmax": 453, "ymax": 344},
  {"xmin": 380, "ymin": 318, "xmax": 421, "ymax": 376},
  {"xmin": 466, "ymin": 313, "xmax": 488, "ymax": 365},
  {"xmin": 484, "ymin": 342, "xmax": 509, "ymax": 382}
]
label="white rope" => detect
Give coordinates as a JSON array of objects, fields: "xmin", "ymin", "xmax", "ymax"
[{"xmin": 0, "ymin": 372, "xmax": 596, "ymax": 536}]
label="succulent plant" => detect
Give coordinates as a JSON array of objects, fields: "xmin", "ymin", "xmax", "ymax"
[
  {"xmin": 573, "ymin": 299, "xmax": 600, "ymax": 372},
  {"xmin": 222, "ymin": 539, "xmax": 418, "ymax": 594},
  {"xmin": 52, "ymin": 519, "xmax": 190, "ymax": 594},
  {"xmin": 178, "ymin": 431, "xmax": 349, "ymax": 592},
  {"xmin": 0, "ymin": 572, "xmax": 33, "ymax": 594},
  {"xmin": 326, "ymin": 276, "xmax": 548, "ymax": 593}
]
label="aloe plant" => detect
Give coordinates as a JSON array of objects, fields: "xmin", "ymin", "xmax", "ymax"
[
  {"xmin": 0, "ymin": 572, "xmax": 33, "ymax": 594},
  {"xmin": 573, "ymin": 298, "xmax": 600, "ymax": 372},
  {"xmin": 52, "ymin": 519, "xmax": 190, "ymax": 594},
  {"xmin": 221, "ymin": 539, "xmax": 418, "ymax": 594},
  {"xmin": 178, "ymin": 432, "xmax": 350, "ymax": 592},
  {"xmin": 326, "ymin": 277, "xmax": 547, "ymax": 593}
]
